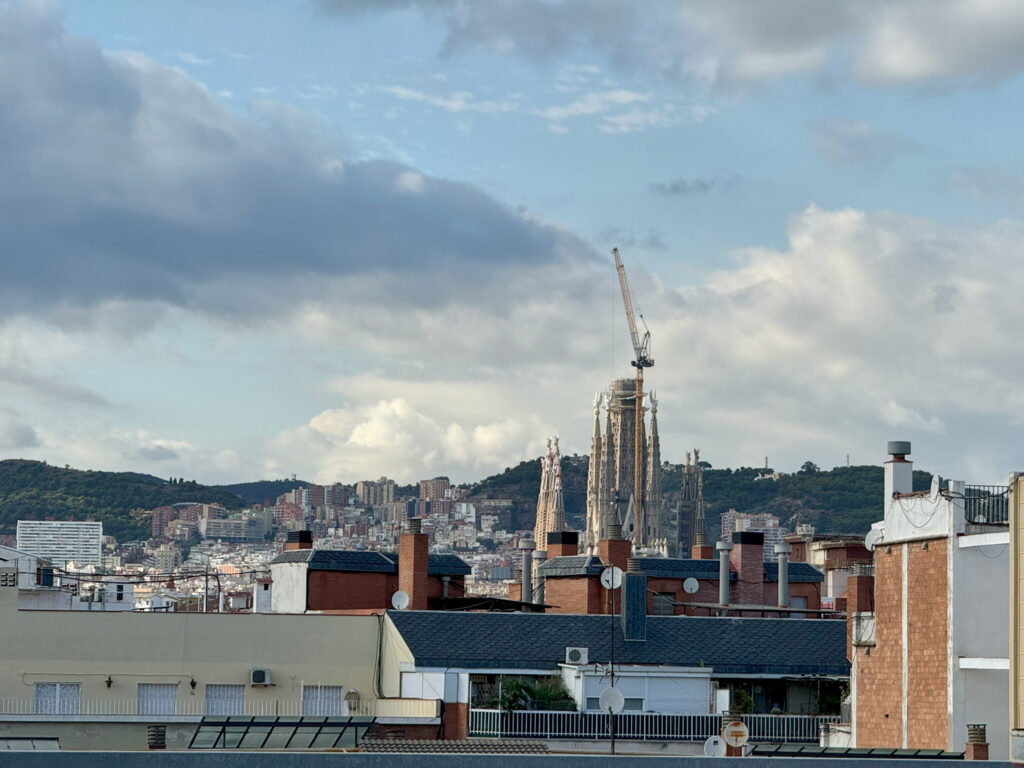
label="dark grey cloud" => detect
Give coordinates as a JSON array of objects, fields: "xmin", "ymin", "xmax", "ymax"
[
  {"xmin": 320, "ymin": 0, "xmax": 1024, "ymax": 90},
  {"xmin": 811, "ymin": 119, "xmax": 916, "ymax": 170},
  {"xmin": 0, "ymin": 411, "xmax": 40, "ymax": 450},
  {"xmin": 0, "ymin": 364, "xmax": 109, "ymax": 407},
  {"xmin": 649, "ymin": 175, "xmax": 738, "ymax": 198},
  {"xmin": 0, "ymin": 2, "xmax": 596, "ymax": 321},
  {"xmin": 133, "ymin": 445, "xmax": 179, "ymax": 461}
]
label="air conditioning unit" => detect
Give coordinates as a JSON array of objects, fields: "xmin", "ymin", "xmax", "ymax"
[
  {"xmin": 250, "ymin": 669, "xmax": 273, "ymax": 686},
  {"xmin": 565, "ymin": 646, "xmax": 588, "ymax": 665}
]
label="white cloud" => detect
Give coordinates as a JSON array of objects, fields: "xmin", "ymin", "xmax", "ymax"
[
  {"xmin": 395, "ymin": 170, "xmax": 425, "ymax": 193},
  {"xmin": 379, "ymin": 85, "xmax": 520, "ymax": 114},
  {"xmin": 174, "ymin": 51, "xmax": 212, "ymax": 66}
]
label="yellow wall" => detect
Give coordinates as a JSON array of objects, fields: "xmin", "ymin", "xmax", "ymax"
[{"xmin": 0, "ymin": 586, "xmax": 380, "ymax": 711}]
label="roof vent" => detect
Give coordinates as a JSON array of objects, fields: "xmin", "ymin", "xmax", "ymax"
[{"xmin": 887, "ymin": 441, "xmax": 911, "ymax": 457}]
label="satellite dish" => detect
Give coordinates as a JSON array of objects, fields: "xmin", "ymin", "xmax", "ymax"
[
  {"xmin": 600, "ymin": 566, "xmax": 623, "ymax": 590},
  {"xmin": 722, "ymin": 719, "xmax": 749, "ymax": 748},
  {"xmin": 864, "ymin": 528, "xmax": 882, "ymax": 551},
  {"xmin": 598, "ymin": 687, "xmax": 624, "ymax": 715},
  {"xmin": 704, "ymin": 735, "xmax": 727, "ymax": 757},
  {"xmin": 391, "ymin": 590, "xmax": 410, "ymax": 610},
  {"xmin": 683, "ymin": 577, "xmax": 699, "ymax": 595}
]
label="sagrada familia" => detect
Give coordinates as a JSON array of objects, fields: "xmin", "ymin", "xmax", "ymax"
[
  {"xmin": 582, "ymin": 378, "xmax": 665, "ymax": 555},
  {"xmin": 532, "ymin": 436, "xmax": 566, "ymax": 548}
]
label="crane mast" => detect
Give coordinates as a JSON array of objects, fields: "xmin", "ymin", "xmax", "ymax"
[{"xmin": 612, "ymin": 248, "xmax": 653, "ymax": 550}]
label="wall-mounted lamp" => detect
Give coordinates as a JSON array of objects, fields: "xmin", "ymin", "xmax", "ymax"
[
  {"xmin": 189, "ymin": 678, "xmax": 197, "ymax": 691},
  {"xmin": 105, "ymin": 676, "xmax": 113, "ymax": 689}
]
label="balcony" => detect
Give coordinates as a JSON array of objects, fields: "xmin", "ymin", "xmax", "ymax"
[
  {"xmin": 469, "ymin": 709, "xmax": 839, "ymax": 743},
  {"xmin": 963, "ymin": 485, "xmax": 1009, "ymax": 526},
  {"xmin": 0, "ymin": 696, "xmax": 440, "ymax": 722}
]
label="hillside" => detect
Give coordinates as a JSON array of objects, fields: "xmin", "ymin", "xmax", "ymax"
[
  {"xmin": 468, "ymin": 458, "xmax": 936, "ymax": 537},
  {"xmin": 221, "ymin": 479, "xmax": 311, "ymax": 506},
  {"xmin": 0, "ymin": 460, "xmax": 245, "ymax": 541}
]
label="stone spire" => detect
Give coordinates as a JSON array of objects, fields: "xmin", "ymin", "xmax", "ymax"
[
  {"xmin": 645, "ymin": 392, "xmax": 662, "ymax": 544},
  {"xmin": 534, "ymin": 436, "xmax": 565, "ymax": 550}
]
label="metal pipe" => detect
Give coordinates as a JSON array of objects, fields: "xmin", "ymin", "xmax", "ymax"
[
  {"xmin": 716, "ymin": 540, "xmax": 733, "ymax": 606},
  {"xmin": 775, "ymin": 542, "xmax": 792, "ymax": 609},
  {"xmin": 532, "ymin": 549, "xmax": 547, "ymax": 605},
  {"xmin": 518, "ymin": 539, "xmax": 535, "ymax": 608}
]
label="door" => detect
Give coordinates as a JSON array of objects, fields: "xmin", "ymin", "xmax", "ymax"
[
  {"xmin": 302, "ymin": 685, "xmax": 344, "ymax": 716},
  {"xmin": 34, "ymin": 683, "xmax": 80, "ymax": 714}
]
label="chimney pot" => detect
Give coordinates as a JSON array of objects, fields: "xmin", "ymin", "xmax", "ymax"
[{"xmin": 607, "ymin": 524, "xmax": 623, "ymax": 540}]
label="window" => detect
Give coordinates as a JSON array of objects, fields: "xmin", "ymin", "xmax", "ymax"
[
  {"xmin": 623, "ymin": 697, "xmax": 643, "ymax": 711},
  {"xmin": 205, "ymin": 684, "xmax": 245, "ymax": 716},
  {"xmin": 34, "ymin": 683, "xmax": 80, "ymax": 714},
  {"xmin": 302, "ymin": 685, "xmax": 344, "ymax": 716},
  {"xmin": 652, "ymin": 592, "xmax": 675, "ymax": 615},
  {"xmin": 585, "ymin": 697, "xmax": 600, "ymax": 711},
  {"xmin": 115, "ymin": 584, "xmax": 124, "ymax": 602},
  {"xmin": 138, "ymin": 683, "xmax": 178, "ymax": 715}
]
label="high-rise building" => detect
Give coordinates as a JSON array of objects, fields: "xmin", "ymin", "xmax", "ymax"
[
  {"xmin": 419, "ymin": 477, "xmax": 450, "ymax": 502},
  {"xmin": 533, "ymin": 436, "xmax": 565, "ymax": 549},
  {"xmin": 584, "ymin": 378, "xmax": 663, "ymax": 553},
  {"xmin": 16, "ymin": 520, "xmax": 103, "ymax": 566},
  {"xmin": 720, "ymin": 510, "xmax": 787, "ymax": 560}
]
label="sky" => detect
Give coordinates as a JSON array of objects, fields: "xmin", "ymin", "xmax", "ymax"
[{"xmin": 3, "ymin": 0, "xmax": 1024, "ymax": 486}]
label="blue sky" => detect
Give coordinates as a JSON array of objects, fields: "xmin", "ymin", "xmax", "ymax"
[{"xmin": 3, "ymin": 0, "xmax": 1024, "ymax": 486}]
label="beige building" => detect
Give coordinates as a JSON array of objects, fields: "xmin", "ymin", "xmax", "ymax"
[{"xmin": 0, "ymin": 544, "xmax": 436, "ymax": 750}]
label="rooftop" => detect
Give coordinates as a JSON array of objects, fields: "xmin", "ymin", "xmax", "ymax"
[
  {"xmin": 387, "ymin": 610, "xmax": 848, "ymax": 676},
  {"xmin": 270, "ymin": 549, "xmax": 471, "ymax": 576}
]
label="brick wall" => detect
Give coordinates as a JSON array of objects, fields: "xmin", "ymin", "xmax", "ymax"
[
  {"xmin": 906, "ymin": 538, "xmax": 948, "ymax": 749},
  {"xmin": 856, "ymin": 539, "xmax": 949, "ymax": 750},
  {"xmin": 307, "ymin": 571, "xmax": 393, "ymax": 610},
  {"xmin": 856, "ymin": 544, "xmax": 905, "ymax": 748},
  {"xmin": 545, "ymin": 575, "xmax": 610, "ymax": 614}
]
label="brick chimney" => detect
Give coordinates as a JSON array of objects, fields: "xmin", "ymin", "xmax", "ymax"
[
  {"xmin": 284, "ymin": 530, "xmax": 313, "ymax": 551},
  {"xmin": 599, "ymin": 524, "xmax": 631, "ymax": 575},
  {"xmin": 729, "ymin": 531, "xmax": 764, "ymax": 605},
  {"xmin": 399, "ymin": 518, "xmax": 429, "ymax": 610},
  {"xmin": 547, "ymin": 531, "xmax": 578, "ymax": 559},
  {"xmin": 965, "ymin": 724, "xmax": 989, "ymax": 760},
  {"xmin": 692, "ymin": 542, "xmax": 715, "ymax": 560}
]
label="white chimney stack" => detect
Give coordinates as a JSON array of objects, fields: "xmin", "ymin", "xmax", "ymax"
[{"xmin": 884, "ymin": 441, "xmax": 913, "ymax": 508}]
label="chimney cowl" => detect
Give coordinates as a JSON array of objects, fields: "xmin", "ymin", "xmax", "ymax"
[
  {"xmin": 626, "ymin": 557, "xmax": 644, "ymax": 573},
  {"xmin": 607, "ymin": 524, "xmax": 623, "ymax": 540},
  {"xmin": 716, "ymin": 539, "xmax": 734, "ymax": 551},
  {"xmin": 532, "ymin": 549, "xmax": 547, "ymax": 562},
  {"xmin": 774, "ymin": 542, "xmax": 792, "ymax": 555},
  {"xmin": 732, "ymin": 531, "xmax": 764, "ymax": 546},
  {"xmin": 518, "ymin": 538, "xmax": 536, "ymax": 551},
  {"xmin": 406, "ymin": 518, "xmax": 422, "ymax": 535},
  {"xmin": 887, "ymin": 440, "xmax": 911, "ymax": 457}
]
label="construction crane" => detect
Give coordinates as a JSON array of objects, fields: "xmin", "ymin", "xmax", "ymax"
[{"xmin": 613, "ymin": 247, "xmax": 653, "ymax": 550}]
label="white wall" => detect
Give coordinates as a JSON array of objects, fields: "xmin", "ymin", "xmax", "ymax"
[
  {"xmin": 269, "ymin": 562, "xmax": 307, "ymax": 613},
  {"xmin": 952, "ymin": 533, "xmax": 1010, "ymax": 760}
]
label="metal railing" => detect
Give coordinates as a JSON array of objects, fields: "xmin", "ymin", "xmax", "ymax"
[
  {"xmin": 0, "ymin": 697, "xmax": 439, "ymax": 719},
  {"xmin": 469, "ymin": 709, "xmax": 838, "ymax": 743},
  {"xmin": 963, "ymin": 485, "xmax": 1009, "ymax": 525}
]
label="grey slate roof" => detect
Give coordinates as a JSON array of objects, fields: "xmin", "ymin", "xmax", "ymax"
[
  {"xmin": 387, "ymin": 610, "xmax": 848, "ymax": 677},
  {"xmin": 269, "ymin": 549, "xmax": 471, "ymax": 576},
  {"xmin": 537, "ymin": 556, "xmax": 822, "ymax": 583},
  {"xmin": 536, "ymin": 555, "xmax": 604, "ymax": 577}
]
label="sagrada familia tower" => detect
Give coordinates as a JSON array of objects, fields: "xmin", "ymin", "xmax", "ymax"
[
  {"xmin": 677, "ymin": 449, "xmax": 709, "ymax": 557},
  {"xmin": 584, "ymin": 378, "xmax": 664, "ymax": 554},
  {"xmin": 533, "ymin": 436, "xmax": 566, "ymax": 548}
]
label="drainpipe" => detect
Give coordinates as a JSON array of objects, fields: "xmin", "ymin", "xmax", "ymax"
[
  {"xmin": 775, "ymin": 542, "xmax": 791, "ymax": 611},
  {"xmin": 717, "ymin": 540, "xmax": 733, "ymax": 607},
  {"xmin": 532, "ymin": 549, "xmax": 547, "ymax": 605},
  {"xmin": 518, "ymin": 538, "xmax": 535, "ymax": 610}
]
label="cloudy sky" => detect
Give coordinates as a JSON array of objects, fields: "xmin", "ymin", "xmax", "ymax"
[{"xmin": 3, "ymin": 0, "xmax": 1024, "ymax": 485}]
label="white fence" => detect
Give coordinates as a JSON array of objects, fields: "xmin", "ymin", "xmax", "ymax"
[
  {"xmin": 469, "ymin": 709, "xmax": 838, "ymax": 743},
  {"xmin": 0, "ymin": 697, "xmax": 439, "ymax": 720}
]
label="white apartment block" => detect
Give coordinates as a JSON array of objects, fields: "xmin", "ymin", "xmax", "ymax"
[
  {"xmin": 16, "ymin": 520, "xmax": 102, "ymax": 566},
  {"xmin": 720, "ymin": 510, "xmax": 787, "ymax": 560}
]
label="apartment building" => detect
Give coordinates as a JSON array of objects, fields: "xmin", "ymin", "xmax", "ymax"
[{"xmin": 16, "ymin": 520, "xmax": 103, "ymax": 566}]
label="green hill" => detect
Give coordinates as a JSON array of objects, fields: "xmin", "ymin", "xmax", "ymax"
[
  {"xmin": 0, "ymin": 460, "xmax": 245, "ymax": 541},
  {"xmin": 221, "ymin": 479, "xmax": 310, "ymax": 506},
  {"xmin": 468, "ymin": 458, "xmax": 935, "ymax": 537}
]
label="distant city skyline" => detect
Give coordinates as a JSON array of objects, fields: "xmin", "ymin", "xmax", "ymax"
[{"xmin": 2, "ymin": 2, "xmax": 1024, "ymax": 486}]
